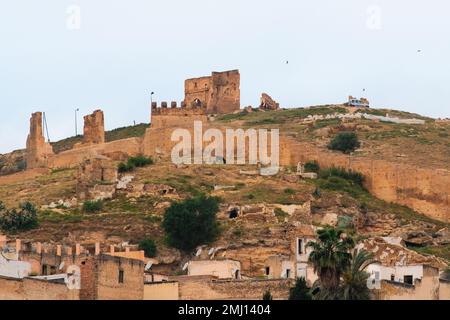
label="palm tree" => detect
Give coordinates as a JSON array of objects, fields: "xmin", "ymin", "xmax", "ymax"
[
  {"xmin": 307, "ymin": 227, "xmax": 354, "ymax": 299},
  {"xmin": 340, "ymin": 249, "xmax": 375, "ymax": 300}
]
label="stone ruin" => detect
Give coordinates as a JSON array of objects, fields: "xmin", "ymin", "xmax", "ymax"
[
  {"xmin": 76, "ymin": 155, "xmax": 118, "ymax": 201},
  {"xmin": 82, "ymin": 109, "xmax": 105, "ymax": 145},
  {"xmin": 259, "ymin": 93, "xmax": 280, "ymax": 111},
  {"xmin": 184, "ymin": 70, "xmax": 240, "ymax": 114},
  {"xmin": 25, "ymin": 112, "xmax": 54, "ymax": 169}
]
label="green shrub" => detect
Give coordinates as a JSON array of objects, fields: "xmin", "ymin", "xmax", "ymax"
[
  {"xmin": 289, "ymin": 277, "xmax": 312, "ymax": 300},
  {"xmin": 284, "ymin": 188, "xmax": 295, "ymax": 195},
  {"xmin": 82, "ymin": 200, "xmax": 103, "ymax": 213},
  {"xmin": 138, "ymin": 239, "xmax": 157, "ymax": 258},
  {"xmin": 118, "ymin": 155, "xmax": 153, "ymax": 173},
  {"xmin": 128, "ymin": 155, "xmax": 154, "ymax": 167},
  {"xmin": 262, "ymin": 290, "xmax": 273, "ymax": 300},
  {"xmin": 275, "ymin": 208, "xmax": 289, "ymax": 222},
  {"xmin": 118, "ymin": 162, "xmax": 135, "ymax": 173},
  {"xmin": 304, "ymin": 161, "xmax": 320, "ymax": 173},
  {"xmin": 319, "ymin": 167, "xmax": 365, "ymax": 187},
  {"xmin": 162, "ymin": 195, "xmax": 220, "ymax": 252},
  {"xmin": 0, "ymin": 202, "xmax": 38, "ymax": 232},
  {"xmin": 328, "ymin": 132, "xmax": 360, "ymax": 154}
]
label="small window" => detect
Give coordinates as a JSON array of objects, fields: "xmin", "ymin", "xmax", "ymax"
[
  {"xmin": 265, "ymin": 267, "xmax": 270, "ymax": 276},
  {"xmin": 42, "ymin": 264, "xmax": 48, "ymax": 275},
  {"xmin": 391, "ymin": 274, "xmax": 395, "ymax": 281},
  {"xmin": 286, "ymin": 269, "xmax": 291, "ymax": 279},
  {"xmin": 404, "ymin": 275, "xmax": 413, "ymax": 285},
  {"xmin": 119, "ymin": 270, "xmax": 124, "ymax": 284},
  {"xmin": 298, "ymin": 239, "xmax": 303, "ymax": 254}
]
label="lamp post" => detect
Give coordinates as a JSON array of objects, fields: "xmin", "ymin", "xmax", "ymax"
[
  {"xmin": 150, "ymin": 92, "xmax": 155, "ymax": 124},
  {"xmin": 75, "ymin": 108, "xmax": 79, "ymax": 136}
]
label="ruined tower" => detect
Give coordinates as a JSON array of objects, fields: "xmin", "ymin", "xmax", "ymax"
[
  {"xmin": 83, "ymin": 110, "xmax": 105, "ymax": 145},
  {"xmin": 184, "ymin": 70, "xmax": 240, "ymax": 114},
  {"xmin": 25, "ymin": 112, "xmax": 54, "ymax": 169}
]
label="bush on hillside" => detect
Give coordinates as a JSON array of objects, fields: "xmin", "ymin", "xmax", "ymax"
[
  {"xmin": 328, "ymin": 132, "xmax": 360, "ymax": 154},
  {"xmin": 118, "ymin": 155, "xmax": 154, "ymax": 173},
  {"xmin": 82, "ymin": 200, "xmax": 103, "ymax": 213},
  {"xmin": 138, "ymin": 238, "xmax": 157, "ymax": 258},
  {"xmin": 0, "ymin": 202, "xmax": 38, "ymax": 232}
]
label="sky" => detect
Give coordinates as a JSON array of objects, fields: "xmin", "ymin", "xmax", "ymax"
[{"xmin": 1, "ymin": 0, "xmax": 449, "ymax": 153}]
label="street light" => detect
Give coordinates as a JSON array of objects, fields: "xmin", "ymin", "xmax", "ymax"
[
  {"xmin": 75, "ymin": 108, "xmax": 79, "ymax": 136},
  {"xmin": 150, "ymin": 92, "xmax": 155, "ymax": 125}
]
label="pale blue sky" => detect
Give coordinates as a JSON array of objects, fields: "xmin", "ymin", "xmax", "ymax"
[{"xmin": 1, "ymin": 0, "xmax": 449, "ymax": 153}]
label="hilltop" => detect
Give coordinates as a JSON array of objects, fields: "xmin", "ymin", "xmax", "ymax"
[{"xmin": 0, "ymin": 105, "xmax": 448, "ymax": 277}]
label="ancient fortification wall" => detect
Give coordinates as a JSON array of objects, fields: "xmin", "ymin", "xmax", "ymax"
[
  {"xmin": 26, "ymin": 112, "xmax": 54, "ymax": 169},
  {"xmin": 0, "ymin": 276, "xmax": 79, "ymax": 300},
  {"xmin": 284, "ymin": 139, "xmax": 449, "ymax": 222},
  {"xmin": 82, "ymin": 109, "xmax": 105, "ymax": 145},
  {"xmin": 184, "ymin": 70, "xmax": 240, "ymax": 114},
  {"xmin": 176, "ymin": 277, "xmax": 292, "ymax": 300}
]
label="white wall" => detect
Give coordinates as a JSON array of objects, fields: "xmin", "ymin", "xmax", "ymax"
[
  {"xmin": 188, "ymin": 260, "xmax": 241, "ymax": 279},
  {"xmin": 0, "ymin": 252, "xmax": 32, "ymax": 278}
]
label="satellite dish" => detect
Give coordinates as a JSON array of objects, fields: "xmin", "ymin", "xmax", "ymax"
[
  {"xmin": 208, "ymin": 248, "xmax": 215, "ymax": 255},
  {"xmin": 195, "ymin": 248, "xmax": 202, "ymax": 257},
  {"xmin": 59, "ymin": 262, "xmax": 65, "ymax": 270},
  {"xmin": 182, "ymin": 263, "xmax": 188, "ymax": 271},
  {"xmin": 145, "ymin": 262, "xmax": 153, "ymax": 271}
]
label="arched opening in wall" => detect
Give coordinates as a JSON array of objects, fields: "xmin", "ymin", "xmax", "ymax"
[
  {"xmin": 229, "ymin": 208, "xmax": 239, "ymax": 219},
  {"xmin": 193, "ymin": 98, "xmax": 202, "ymax": 108},
  {"xmin": 235, "ymin": 270, "xmax": 240, "ymax": 279}
]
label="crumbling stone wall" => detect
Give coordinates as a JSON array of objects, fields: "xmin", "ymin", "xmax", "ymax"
[
  {"xmin": 184, "ymin": 70, "xmax": 240, "ymax": 114},
  {"xmin": 76, "ymin": 156, "xmax": 118, "ymax": 201},
  {"xmin": 259, "ymin": 93, "xmax": 280, "ymax": 110},
  {"xmin": 26, "ymin": 112, "xmax": 54, "ymax": 169},
  {"xmin": 177, "ymin": 277, "xmax": 292, "ymax": 300},
  {"xmin": 0, "ymin": 276, "xmax": 80, "ymax": 300},
  {"xmin": 83, "ymin": 110, "xmax": 105, "ymax": 145},
  {"xmin": 284, "ymin": 139, "xmax": 450, "ymax": 223}
]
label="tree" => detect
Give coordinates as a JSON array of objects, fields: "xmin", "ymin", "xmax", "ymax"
[
  {"xmin": 0, "ymin": 202, "xmax": 38, "ymax": 232},
  {"xmin": 328, "ymin": 132, "xmax": 360, "ymax": 154},
  {"xmin": 262, "ymin": 290, "xmax": 273, "ymax": 300},
  {"xmin": 138, "ymin": 239, "xmax": 157, "ymax": 258},
  {"xmin": 289, "ymin": 277, "xmax": 312, "ymax": 300},
  {"xmin": 162, "ymin": 195, "xmax": 220, "ymax": 252},
  {"xmin": 307, "ymin": 227, "xmax": 354, "ymax": 299},
  {"xmin": 339, "ymin": 249, "xmax": 374, "ymax": 300}
]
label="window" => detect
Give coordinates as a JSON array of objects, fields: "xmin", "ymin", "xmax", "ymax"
[
  {"xmin": 286, "ymin": 269, "xmax": 291, "ymax": 279},
  {"xmin": 298, "ymin": 239, "xmax": 303, "ymax": 254},
  {"xmin": 118, "ymin": 270, "xmax": 124, "ymax": 284},
  {"xmin": 42, "ymin": 264, "xmax": 48, "ymax": 275},
  {"xmin": 391, "ymin": 274, "xmax": 395, "ymax": 281},
  {"xmin": 265, "ymin": 267, "xmax": 270, "ymax": 276},
  {"xmin": 404, "ymin": 275, "xmax": 413, "ymax": 285}
]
